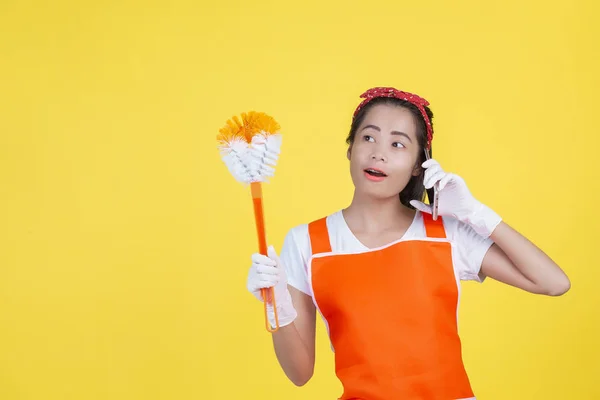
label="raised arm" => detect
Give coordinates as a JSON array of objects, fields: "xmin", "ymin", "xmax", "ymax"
[
  {"xmin": 480, "ymin": 223, "xmax": 570, "ymax": 295},
  {"xmin": 411, "ymin": 158, "xmax": 570, "ymax": 296}
]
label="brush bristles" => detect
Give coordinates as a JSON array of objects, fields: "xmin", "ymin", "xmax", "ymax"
[
  {"xmin": 217, "ymin": 111, "xmax": 282, "ymax": 185},
  {"xmin": 218, "ymin": 138, "xmax": 256, "ymax": 184},
  {"xmin": 217, "ymin": 112, "xmax": 281, "ymax": 144},
  {"xmin": 218, "ymin": 132, "xmax": 282, "ymax": 184}
]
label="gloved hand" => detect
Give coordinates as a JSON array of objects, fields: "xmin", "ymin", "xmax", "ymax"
[
  {"xmin": 247, "ymin": 245, "xmax": 298, "ymax": 329},
  {"xmin": 410, "ymin": 159, "xmax": 502, "ymax": 238}
]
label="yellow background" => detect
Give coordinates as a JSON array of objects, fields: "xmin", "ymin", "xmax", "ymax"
[{"xmin": 1, "ymin": 0, "xmax": 598, "ymax": 399}]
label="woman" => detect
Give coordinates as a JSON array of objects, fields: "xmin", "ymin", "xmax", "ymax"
[{"xmin": 246, "ymin": 87, "xmax": 570, "ymax": 400}]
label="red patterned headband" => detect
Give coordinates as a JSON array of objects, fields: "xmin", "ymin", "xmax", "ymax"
[{"xmin": 353, "ymin": 87, "xmax": 433, "ymax": 149}]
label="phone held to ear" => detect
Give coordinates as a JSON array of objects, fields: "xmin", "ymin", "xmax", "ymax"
[{"xmin": 424, "ymin": 149, "xmax": 439, "ymax": 221}]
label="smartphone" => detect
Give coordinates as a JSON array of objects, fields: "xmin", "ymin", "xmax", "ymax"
[{"xmin": 424, "ymin": 149, "xmax": 439, "ymax": 221}]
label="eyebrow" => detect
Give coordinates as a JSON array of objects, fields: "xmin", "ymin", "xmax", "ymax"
[{"xmin": 361, "ymin": 124, "xmax": 413, "ymax": 143}]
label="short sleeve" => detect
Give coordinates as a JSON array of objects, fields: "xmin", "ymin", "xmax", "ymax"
[
  {"xmin": 450, "ymin": 218, "xmax": 495, "ymax": 283},
  {"xmin": 279, "ymin": 225, "xmax": 311, "ymax": 295}
]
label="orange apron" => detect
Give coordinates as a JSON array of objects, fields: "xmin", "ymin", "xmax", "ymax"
[{"xmin": 307, "ymin": 212, "xmax": 475, "ymax": 400}]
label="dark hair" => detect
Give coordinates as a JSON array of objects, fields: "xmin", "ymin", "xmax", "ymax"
[{"xmin": 345, "ymin": 97, "xmax": 435, "ymax": 209}]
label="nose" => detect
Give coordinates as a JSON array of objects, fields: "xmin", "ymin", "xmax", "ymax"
[{"xmin": 370, "ymin": 152, "xmax": 386, "ymax": 162}]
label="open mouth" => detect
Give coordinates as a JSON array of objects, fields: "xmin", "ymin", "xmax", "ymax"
[{"xmin": 364, "ymin": 168, "xmax": 388, "ymax": 178}]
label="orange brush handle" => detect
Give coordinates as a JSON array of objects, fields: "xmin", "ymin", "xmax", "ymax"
[{"xmin": 250, "ymin": 182, "xmax": 279, "ymax": 333}]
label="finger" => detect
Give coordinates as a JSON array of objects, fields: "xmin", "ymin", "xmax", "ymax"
[
  {"xmin": 410, "ymin": 200, "xmax": 432, "ymax": 214},
  {"xmin": 438, "ymin": 173, "xmax": 454, "ymax": 191},
  {"xmin": 248, "ymin": 275, "xmax": 276, "ymax": 292},
  {"xmin": 258, "ymin": 277, "xmax": 279, "ymax": 288},
  {"xmin": 423, "ymin": 161, "xmax": 441, "ymax": 179},
  {"xmin": 267, "ymin": 245, "xmax": 281, "ymax": 264},
  {"xmin": 421, "ymin": 159, "xmax": 439, "ymax": 169},
  {"xmin": 255, "ymin": 263, "xmax": 279, "ymax": 276},
  {"xmin": 251, "ymin": 253, "xmax": 276, "ymax": 266},
  {"xmin": 424, "ymin": 170, "xmax": 445, "ymax": 189}
]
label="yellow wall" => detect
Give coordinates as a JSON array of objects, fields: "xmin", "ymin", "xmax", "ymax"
[{"xmin": 1, "ymin": 1, "xmax": 598, "ymax": 398}]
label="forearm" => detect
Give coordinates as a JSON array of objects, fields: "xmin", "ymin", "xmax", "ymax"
[
  {"xmin": 490, "ymin": 221, "xmax": 570, "ymax": 295},
  {"xmin": 271, "ymin": 323, "xmax": 314, "ymax": 386},
  {"xmin": 248, "ymin": 248, "xmax": 316, "ymax": 386}
]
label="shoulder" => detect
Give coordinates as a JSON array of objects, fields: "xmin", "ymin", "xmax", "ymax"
[
  {"xmin": 440, "ymin": 214, "xmax": 494, "ymax": 282},
  {"xmin": 282, "ymin": 210, "xmax": 344, "ymax": 253},
  {"xmin": 279, "ymin": 211, "xmax": 343, "ymax": 295},
  {"xmin": 408, "ymin": 211, "xmax": 493, "ymax": 282},
  {"xmin": 409, "ymin": 210, "xmax": 485, "ymax": 243},
  {"xmin": 440, "ymin": 215, "xmax": 465, "ymax": 242},
  {"xmin": 441, "ymin": 214, "xmax": 492, "ymax": 247},
  {"xmin": 407, "ymin": 211, "xmax": 463, "ymax": 241}
]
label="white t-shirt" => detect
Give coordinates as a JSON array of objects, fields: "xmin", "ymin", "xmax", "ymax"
[{"xmin": 280, "ymin": 210, "xmax": 494, "ymax": 296}]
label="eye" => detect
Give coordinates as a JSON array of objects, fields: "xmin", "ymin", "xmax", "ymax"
[
  {"xmin": 392, "ymin": 142, "xmax": 405, "ymax": 148},
  {"xmin": 363, "ymin": 135, "xmax": 374, "ymax": 142}
]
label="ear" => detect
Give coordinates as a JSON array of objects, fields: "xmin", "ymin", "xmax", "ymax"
[{"xmin": 347, "ymin": 146, "xmax": 352, "ymax": 160}]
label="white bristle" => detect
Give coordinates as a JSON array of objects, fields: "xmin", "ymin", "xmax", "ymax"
[
  {"xmin": 218, "ymin": 138, "xmax": 257, "ymax": 184},
  {"xmin": 219, "ymin": 133, "xmax": 282, "ymax": 184},
  {"xmin": 250, "ymin": 133, "xmax": 282, "ymax": 182}
]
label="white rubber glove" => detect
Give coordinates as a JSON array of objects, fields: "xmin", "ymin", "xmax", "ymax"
[
  {"xmin": 247, "ymin": 245, "xmax": 298, "ymax": 329},
  {"xmin": 410, "ymin": 159, "xmax": 502, "ymax": 238}
]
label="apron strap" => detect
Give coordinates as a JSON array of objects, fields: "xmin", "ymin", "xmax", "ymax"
[
  {"xmin": 308, "ymin": 217, "xmax": 332, "ymax": 255},
  {"xmin": 422, "ymin": 212, "xmax": 447, "ymax": 239}
]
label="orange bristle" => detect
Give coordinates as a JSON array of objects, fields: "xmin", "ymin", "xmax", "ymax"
[{"xmin": 217, "ymin": 111, "xmax": 280, "ymax": 144}]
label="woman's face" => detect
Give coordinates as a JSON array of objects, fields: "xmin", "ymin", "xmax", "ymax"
[{"xmin": 348, "ymin": 104, "xmax": 422, "ymax": 200}]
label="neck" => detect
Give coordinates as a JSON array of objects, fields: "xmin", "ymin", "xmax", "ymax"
[{"xmin": 343, "ymin": 191, "xmax": 415, "ymax": 233}]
